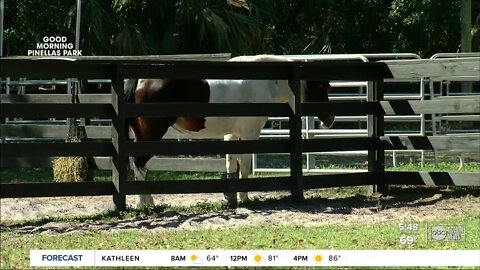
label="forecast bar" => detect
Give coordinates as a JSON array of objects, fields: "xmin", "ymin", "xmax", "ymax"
[{"xmin": 30, "ymin": 250, "xmax": 479, "ymax": 267}]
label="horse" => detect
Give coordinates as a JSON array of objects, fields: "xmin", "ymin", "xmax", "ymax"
[{"xmin": 125, "ymin": 55, "xmax": 335, "ymax": 207}]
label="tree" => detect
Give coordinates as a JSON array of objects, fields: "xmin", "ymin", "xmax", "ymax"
[
  {"xmin": 3, "ymin": 0, "xmax": 74, "ymax": 56},
  {"xmin": 3, "ymin": 0, "xmax": 472, "ymax": 57},
  {"xmin": 65, "ymin": 0, "xmax": 113, "ymax": 55},
  {"xmin": 388, "ymin": 0, "xmax": 462, "ymax": 56},
  {"xmin": 107, "ymin": 0, "xmax": 258, "ymax": 55}
]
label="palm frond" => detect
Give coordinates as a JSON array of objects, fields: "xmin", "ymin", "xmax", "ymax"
[{"xmin": 227, "ymin": 0, "xmax": 249, "ymax": 10}]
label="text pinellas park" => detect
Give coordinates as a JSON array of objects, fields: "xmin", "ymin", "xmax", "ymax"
[{"xmin": 27, "ymin": 36, "xmax": 82, "ymax": 56}]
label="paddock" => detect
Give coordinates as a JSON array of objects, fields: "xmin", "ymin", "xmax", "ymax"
[{"xmin": 0, "ymin": 55, "xmax": 479, "ymax": 210}]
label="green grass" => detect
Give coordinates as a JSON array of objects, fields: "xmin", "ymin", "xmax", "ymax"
[
  {"xmin": 1, "ymin": 163, "xmax": 478, "ymax": 269},
  {"xmin": 0, "ymin": 169, "xmax": 221, "ymax": 183},
  {"xmin": 1, "ymin": 210, "xmax": 478, "ymax": 269},
  {"xmin": 315, "ymin": 161, "xmax": 480, "ymax": 172},
  {"xmin": 388, "ymin": 161, "xmax": 480, "ymax": 172}
]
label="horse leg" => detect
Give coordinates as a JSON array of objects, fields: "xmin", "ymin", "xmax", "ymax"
[
  {"xmin": 238, "ymin": 153, "xmax": 252, "ymax": 203},
  {"xmin": 224, "ymin": 134, "xmax": 239, "ymax": 206},
  {"xmin": 130, "ymin": 156, "xmax": 154, "ymax": 206},
  {"xmin": 129, "ymin": 117, "xmax": 174, "ymax": 207},
  {"xmin": 238, "ymin": 120, "xmax": 265, "ymax": 203}
]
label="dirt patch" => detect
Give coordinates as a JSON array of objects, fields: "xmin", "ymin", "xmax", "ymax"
[{"xmin": 1, "ymin": 187, "xmax": 479, "ymax": 234}]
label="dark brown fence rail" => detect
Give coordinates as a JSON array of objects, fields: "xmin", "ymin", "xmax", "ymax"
[{"xmin": 1, "ymin": 57, "xmax": 479, "ymax": 210}]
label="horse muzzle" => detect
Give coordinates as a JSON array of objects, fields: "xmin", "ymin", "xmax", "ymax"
[{"xmin": 320, "ymin": 115, "xmax": 335, "ymax": 128}]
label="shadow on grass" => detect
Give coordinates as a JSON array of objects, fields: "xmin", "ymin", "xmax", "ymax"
[
  {"xmin": 2, "ymin": 185, "xmax": 478, "ymax": 235},
  {"xmin": 242, "ymin": 185, "xmax": 480, "ymax": 214}
]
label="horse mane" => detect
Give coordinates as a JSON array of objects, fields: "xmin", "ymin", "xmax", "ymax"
[{"xmin": 123, "ymin": 78, "xmax": 138, "ymax": 102}]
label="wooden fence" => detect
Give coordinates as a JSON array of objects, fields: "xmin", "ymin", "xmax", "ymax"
[{"xmin": 0, "ymin": 56, "xmax": 479, "ymax": 210}]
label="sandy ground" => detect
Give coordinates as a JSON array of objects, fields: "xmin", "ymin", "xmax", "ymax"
[
  {"xmin": 1, "ymin": 187, "xmax": 479, "ymax": 234},
  {"xmin": 1, "ymin": 154, "xmax": 478, "ymax": 234}
]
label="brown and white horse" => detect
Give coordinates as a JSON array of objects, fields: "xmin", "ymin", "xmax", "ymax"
[{"xmin": 126, "ymin": 55, "xmax": 334, "ymax": 206}]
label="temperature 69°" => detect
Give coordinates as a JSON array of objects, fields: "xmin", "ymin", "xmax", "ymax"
[{"xmin": 400, "ymin": 236, "xmax": 416, "ymax": 245}]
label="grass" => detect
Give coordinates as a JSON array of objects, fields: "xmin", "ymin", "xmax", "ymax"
[
  {"xmin": 388, "ymin": 161, "xmax": 480, "ymax": 172},
  {"xmin": 1, "ymin": 210, "xmax": 478, "ymax": 269},
  {"xmin": 316, "ymin": 161, "xmax": 480, "ymax": 172},
  {"xmin": 1, "ymin": 162, "xmax": 478, "ymax": 268},
  {"xmin": 0, "ymin": 169, "xmax": 221, "ymax": 183}
]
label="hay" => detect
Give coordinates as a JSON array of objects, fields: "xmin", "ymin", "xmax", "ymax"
[
  {"xmin": 52, "ymin": 121, "xmax": 93, "ymax": 182},
  {"xmin": 52, "ymin": 156, "xmax": 89, "ymax": 182}
]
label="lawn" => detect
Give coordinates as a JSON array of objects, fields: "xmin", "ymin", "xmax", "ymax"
[
  {"xmin": 1, "ymin": 162, "xmax": 479, "ymax": 269},
  {"xmin": 1, "ymin": 209, "xmax": 479, "ymax": 269}
]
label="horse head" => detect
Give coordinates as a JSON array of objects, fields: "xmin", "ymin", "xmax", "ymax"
[{"xmin": 301, "ymin": 81, "xmax": 335, "ymax": 128}]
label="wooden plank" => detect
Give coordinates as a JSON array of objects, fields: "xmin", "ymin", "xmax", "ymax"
[
  {"xmin": 384, "ymin": 172, "xmax": 480, "ymax": 186},
  {"xmin": 381, "ymin": 135, "xmax": 480, "ymax": 152},
  {"xmin": 1, "ymin": 124, "xmax": 112, "ymax": 139},
  {"xmin": 302, "ymin": 137, "xmax": 378, "ymax": 152},
  {"xmin": 0, "ymin": 182, "xmax": 114, "ymax": 198},
  {"xmin": 0, "ymin": 157, "xmax": 226, "ymax": 172},
  {"xmin": 1, "ymin": 135, "xmax": 476, "ymax": 155},
  {"xmin": 1, "ymin": 53, "xmax": 232, "ymax": 62},
  {"xmin": 76, "ymin": 53, "xmax": 232, "ymax": 62},
  {"xmin": 436, "ymin": 115, "xmax": 480, "ymax": 121},
  {"xmin": 300, "ymin": 62, "xmax": 393, "ymax": 80},
  {"xmin": 0, "ymin": 94, "xmax": 111, "ymax": 104},
  {"xmin": 0, "ymin": 61, "xmax": 113, "ymax": 78},
  {"xmin": 110, "ymin": 65, "xmax": 127, "ymax": 210},
  {"xmin": 125, "ymin": 103, "xmax": 292, "ymax": 117},
  {"xmin": 125, "ymin": 140, "xmax": 291, "ymax": 156},
  {"xmin": 1, "ymin": 98, "xmax": 477, "ymax": 119},
  {"xmin": 380, "ymin": 98, "xmax": 480, "ymax": 115},
  {"xmin": 302, "ymin": 102, "xmax": 379, "ymax": 116},
  {"xmin": 304, "ymin": 172, "xmax": 376, "ymax": 188},
  {"xmin": 0, "ymin": 103, "xmax": 114, "ymax": 118},
  {"xmin": 0, "ymin": 55, "xmax": 239, "ymax": 79},
  {"xmin": 289, "ymin": 67, "xmax": 304, "ymax": 201},
  {"xmin": 0, "ymin": 142, "xmax": 114, "ymax": 157},
  {"xmin": 119, "ymin": 62, "xmax": 294, "ymax": 80},
  {"xmin": 123, "ymin": 176, "xmax": 291, "ymax": 194},
  {"xmin": 118, "ymin": 61, "xmax": 393, "ymax": 81},
  {"xmin": 382, "ymin": 57, "xmax": 480, "ymax": 80},
  {"xmin": 367, "ymin": 80, "xmax": 385, "ymax": 194},
  {"xmin": 303, "ymin": 98, "xmax": 480, "ymax": 116},
  {"xmin": 95, "ymin": 157, "xmax": 225, "ymax": 172},
  {"xmin": 0, "ymin": 157, "xmax": 56, "ymax": 168}
]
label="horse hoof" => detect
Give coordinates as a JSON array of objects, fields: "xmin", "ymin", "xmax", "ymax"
[
  {"xmin": 238, "ymin": 192, "xmax": 251, "ymax": 204},
  {"xmin": 138, "ymin": 195, "xmax": 155, "ymax": 208},
  {"xmin": 223, "ymin": 193, "xmax": 238, "ymax": 208}
]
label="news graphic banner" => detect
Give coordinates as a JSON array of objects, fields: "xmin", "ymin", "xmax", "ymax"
[{"xmin": 31, "ymin": 250, "xmax": 479, "ymax": 267}]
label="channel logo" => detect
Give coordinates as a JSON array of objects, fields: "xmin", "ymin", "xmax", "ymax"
[{"xmin": 429, "ymin": 225, "xmax": 465, "ymax": 242}]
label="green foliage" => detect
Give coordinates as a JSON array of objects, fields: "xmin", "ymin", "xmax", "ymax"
[
  {"xmin": 3, "ymin": 0, "xmax": 74, "ymax": 56},
  {"xmin": 388, "ymin": 0, "xmax": 462, "ymax": 56},
  {"xmin": 250, "ymin": 0, "xmax": 464, "ymax": 57},
  {"xmin": 2, "ymin": 1, "xmax": 476, "ymax": 57}
]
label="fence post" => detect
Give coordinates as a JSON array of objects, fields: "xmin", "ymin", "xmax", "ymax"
[
  {"xmin": 289, "ymin": 64, "xmax": 304, "ymax": 201},
  {"xmin": 111, "ymin": 64, "xmax": 127, "ymax": 210},
  {"xmin": 367, "ymin": 79, "xmax": 385, "ymax": 194}
]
